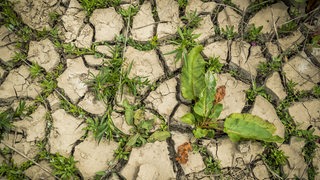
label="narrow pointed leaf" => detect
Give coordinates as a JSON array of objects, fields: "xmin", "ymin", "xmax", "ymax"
[
  {"xmin": 194, "ymin": 71, "xmax": 216, "ymax": 117},
  {"xmin": 224, "ymin": 113, "xmax": 284, "ymax": 143},
  {"xmin": 181, "ymin": 45, "xmax": 206, "ymax": 100}
]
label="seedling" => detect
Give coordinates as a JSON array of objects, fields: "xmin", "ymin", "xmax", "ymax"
[
  {"xmin": 50, "ymin": 154, "xmax": 79, "ymax": 179},
  {"xmin": 312, "ymin": 85, "xmax": 320, "ymax": 98},
  {"xmin": 207, "ymin": 56, "xmax": 223, "ymax": 73},
  {"xmin": 78, "ymin": 0, "xmax": 120, "ymax": 15},
  {"xmin": 245, "ymin": 24, "xmax": 263, "ymax": 42},
  {"xmin": 221, "ymin": 25, "xmax": 237, "ymax": 40},
  {"xmin": 204, "ymin": 156, "xmax": 222, "ymax": 175},
  {"xmin": 246, "ymin": 82, "xmax": 271, "ymax": 102},
  {"xmin": 180, "ymin": 46, "xmax": 283, "ymax": 143},
  {"xmin": 262, "ymin": 143, "xmax": 288, "ymax": 175},
  {"xmin": 118, "ymin": 5, "xmax": 138, "ymax": 25},
  {"xmin": 178, "ymin": 0, "xmax": 188, "ymax": 9},
  {"xmin": 258, "ymin": 56, "xmax": 282, "ymax": 76},
  {"xmin": 29, "ymin": 62, "xmax": 43, "ymax": 79},
  {"xmin": 181, "ymin": 10, "xmax": 202, "ymax": 29},
  {"xmin": 167, "ymin": 27, "xmax": 200, "ymax": 62},
  {"xmin": 278, "ymin": 21, "xmax": 298, "ymax": 34}
]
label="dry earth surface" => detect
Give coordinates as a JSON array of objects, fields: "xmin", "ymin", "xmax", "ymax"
[{"xmin": 0, "ymin": 0, "xmax": 320, "ymax": 179}]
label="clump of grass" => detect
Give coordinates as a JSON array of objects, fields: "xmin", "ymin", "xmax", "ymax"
[
  {"xmin": 78, "ymin": 0, "xmax": 120, "ymax": 15},
  {"xmin": 50, "ymin": 154, "xmax": 79, "ymax": 179},
  {"xmin": 207, "ymin": 56, "xmax": 223, "ymax": 73},
  {"xmin": 246, "ymin": 82, "xmax": 271, "ymax": 102},
  {"xmin": 221, "ymin": 25, "xmax": 237, "ymax": 40},
  {"xmin": 245, "ymin": 24, "xmax": 263, "ymax": 43},
  {"xmin": 258, "ymin": 56, "xmax": 282, "ymax": 76},
  {"xmin": 181, "ymin": 10, "xmax": 202, "ymax": 29},
  {"xmin": 262, "ymin": 143, "xmax": 288, "ymax": 176}
]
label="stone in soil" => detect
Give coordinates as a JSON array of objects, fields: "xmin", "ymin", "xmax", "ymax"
[
  {"xmin": 131, "ymin": 1, "xmax": 155, "ymax": 41},
  {"xmin": 288, "ymin": 99, "xmax": 320, "ymax": 135},
  {"xmin": 248, "ymin": 2, "xmax": 290, "ymax": 34},
  {"xmin": 159, "ymin": 44, "xmax": 182, "ymax": 72},
  {"xmin": 49, "ymin": 109, "xmax": 86, "ymax": 157},
  {"xmin": 28, "ymin": 38, "xmax": 60, "ymax": 72},
  {"xmin": 90, "ymin": 8, "xmax": 124, "ymax": 42},
  {"xmin": 283, "ymin": 52, "xmax": 320, "ymax": 91},
  {"xmin": 279, "ymin": 137, "xmax": 308, "ymax": 179},
  {"xmin": 84, "ymin": 55, "xmax": 105, "ymax": 67},
  {"xmin": 232, "ymin": 0, "xmax": 251, "ymax": 10},
  {"xmin": 0, "ymin": 26, "xmax": 20, "ymax": 62},
  {"xmin": 25, "ymin": 161, "xmax": 54, "ymax": 180},
  {"xmin": 266, "ymin": 42, "xmax": 280, "ymax": 57},
  {"xmin": 121, "ymin": 141, "xmax": 176, "ymax": 179},
  {"xmin": 0, "ymin": 65, "xmax": 42, "ymax": 99},
  {"xmin": 203, "ymin": 40, "xmax": 229, "ymax": 64},
  {"xmin": 215, "ymin": 73, "xmax": 250, "ymax": 119},
  {"xmin": 207, "ymin": 137, "xmax": 264, "ymax": 168},
  {"xmin": 193, "ymin": 15, "xmax": 215, "ymax": 43},
  {"xmin": 250, "ymin": 95, "xmax": 285, "ymax": 139},
  {"xmin": 278, "ymin": 30, "xmax": 305, "ymax": 52},
  {"xmin": 171, "ymin": 131, "xmax": 205, "ymax": 174},
  {"xmin": 123, "ymin": 47, "xmax": 164, "ymax": 89},
  {"xmin": 218, "ymin": 7, "xmax": 241, "ymax": 31},
  {"xmin": 57, "ymin": 57, "xmax": 97, "ymax": 103},
  {"xmin": 78, "ymin": 92, "xmax": 107, "ymax": 116},
  {"xmin": 230, "ymin": 42, "xmax": 267, "ymax": 78},
  {"xmin": 75, "ymin": 24, "xmax": 94, "ymax": 49},
  {"xmin": 145, "ymin": 78, "xmax": 178, "ymax": 121},
  {"xmin": 61, "ymin": 0, "xmax": 86, "ymax": 42},
  {"xmin": 10, "ymin": 0, "xmax": 64, "ymax": 31},
  {"xmin": 0, "ymin": 66, "xmax": 5, "ymax": 78},
  {"xmin": 13, "ymin": 105, "xmax": 47, "ymax": 142},
  {"xmin": 74, "ymin": 136, "xmax": 118, "ymax": 179},
  {"xmin": 156, "ymin": 0, "xmax": 182, "ymax": 39},
  {"xmin": 265, "ymin": 72, "xmax": 287, "ymax": 101},
  {"xmin": 47, "ymin": 92, "xmax": 60, "ymax": 112},
  {"xmin": 186, "ymin": 0, "xmax": 217, "ymax": 14},
  {"xmin": 252, "ymin": 161, "xmax": 270, "ymax": 179}
]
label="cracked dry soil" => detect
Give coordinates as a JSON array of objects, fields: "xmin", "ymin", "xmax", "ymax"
[{"xmin": 0, "ymin": 0, "xmax": 320, "ymax": 179}]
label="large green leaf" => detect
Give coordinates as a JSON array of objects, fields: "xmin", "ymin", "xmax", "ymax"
[
  {"xmin": 123, "ymin": 99, "xmax": 134, "ymax": 126},
  {"xmin": 181, "ymin": 45, "xmax": 206, "ymax": 100},
  {"xmin": 224, "ymin": 113, "xmax": 284, "ymax": 143},
  {"xmin": 147, "ymin": 131, "xmax": 171, "ymax": 142},
  {"xmin": 181, "ymin": 113, "xmax": 195, "ymax": 125},
  {"xmin": 194, "ymin": 71, "xmax": 216, "ymax": 117}
]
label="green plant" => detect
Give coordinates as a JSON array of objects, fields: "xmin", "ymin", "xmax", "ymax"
[
  {"xmin": 78, "ymin": 0, "xmax": 120, "ymax": 15},
  {"xmin": 180, "ymin": 46, "xmax": 283, "ymax": 142},
  {"xmin": 246, "ymin": 82, "xmax": 271, "ymax": 102},
  {"xmin": 245, "ymin": 24, "xmax": 263, "ymax": 42},
  {"xmin": 262, "ymin": 143, "xmax": 288, "ymax": 175},
  {"xmin": 258, "ymin": 56, "xmax": 282, "ymax": 76},
  {"xmin": 204, "ymin": 156, "xmax": 222, "ymax": 175},
  {"xmin": 12, "ymin": 52, "xmax": 27, "ymax": 63},
  {"xmin": 118, "ymin": 5, "xmax": 138, "ymax": 25},
  {"xmin": 84, "ymin": 111, "xmax": 118, "ymax": 142},
  {"xmin": 29, "ymin": 62, "xmax": 43, "ymax": 79},
  {"xmin": 278, "ymin": 21, "xmax": 298, "ymax": 34},
  {"xmin": 312, "ymin": 85, "xmax": 320, "ymax": 98},
  {"xmin": 40, "ymin": 77, "xmax": 57, "ymax": 97},
  {"xmin": 221, "ymin": 25, "xmax": 237, "ymax": 40},
  {"xmin": 178, "ymin": 0, "xmax": 188, "ymax": 8},
  {"xmin": 167, "ymin": 27, "xmax": 200, "ymax": 62},
  {"xmin": 50, "ymin": 154, "xmax": 79, "ymax": 180},
  {"xmin": 0, "ymin": 160, "xmax": 26, "ymax": 180},
  {"xmin": 207, "ymin": 57, "xmax": 223, "ymax": 73},
  {"xmin": 123, "ymin": 100, "xmax": 170, "ymax": 147},
  {"xmin": 60, "ymin": 99, "xmax": 86, "ymax": 118},
  {"xmin": 181, "ymin": 10, "xmax": 202, "ymax": 29}
]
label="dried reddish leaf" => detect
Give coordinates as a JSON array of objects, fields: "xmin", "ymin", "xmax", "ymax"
[
  {"xmin": 214, "ymin": 85, "xmax": 226, "ymax": 104},
  {"xmin": 176, "ymin": 142, "xmax": 192, "ymax": 164}
]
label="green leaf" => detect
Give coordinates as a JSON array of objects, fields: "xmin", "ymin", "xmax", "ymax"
[
  {"xmin": 181, "ymin": 113, "xmax": 195, "ymax": 125},
  {"xmin": 193, "ymin": 127, "xmax": 208, "ymax": 139},
  {"xmin": 147, "ymin": 131, "xmax": 171, "ymax": 142},
  {"xmin": 224, "ymin": 113, "xmax": 284, "ymax": 143},
  {"xmin": 138, "ymin": 120, "xmax": 154, "ymax": 131},
  {"xmin": 181, "ymin": 45, "xmax": 206, "ymax": 100},
  {"xmin": 123, "ymin": 99, "xmax": 134, "ymax": 126},
  {"xmin": 209, "ymin": 103, "xmax": 223, "ymax": 119},
  {"xmin": 126, "ymin": 133, "xmax": 140, "ymax": 147},
  {"xmin": 194, "ymin": 71, "xmax": 216, "ymax": 117}
]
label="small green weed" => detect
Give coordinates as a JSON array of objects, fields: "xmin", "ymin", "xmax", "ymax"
[
  {"xmin": 246, "ymin": 82, "xmax": 271, "ymax": 102},
  {"xmin": 116, "ymin": 35, "xmax": 158, "ymax": 51},
  {"xmin": 78, "ymin": 0, "xmax": 120, "ymax": 15},
  {"xmin": 262, "ymin": 143, "xmax": 288, "ymax": 175},
  {"xmin": 84, "ymin": 111, "xmax": 118, "ymax": 142},
  {"xmin": 207, "ymin": 57, "xmax": 223, "ymax": 73},
  {"xmin": 167, "ymin": 27, "xmax": 200, "ymax": 62},
  {"xmin": 12, "ymin": 52, "xmax": 27, "ymax": 63},
  {"xmin": 221, "ymin": 25, "xmax": 237, "ymax": 40},
  {"xmin": 278, "ymin": 21, "xmax": 298, "ymax": 34},
  {"xmin": 118, "ymin": 5, "xmax": 139, "ymax": 25},
  {"xmin": 181, "ymin": 10, "xmax": 202, "ymax": 29},
  {"xmin": 258, "ymin": 56, "xmax": 282, "ymax": 76},
  {"xmin": 245, "ymin": 24, "xmax": 263, "ymax": 42},
  {"xmin": 29, "ymin": 62, "xmax": 43, "ymax": 79},
  {"xmin": 40, "ymin": 77, "xmax": 57, "ymax": 97},
  {"xmin": 312, "ymin": 85, "xmax": 320, "ymax": 98},
  {"xmin": 60, "ymin": 99, "xmax": 86, "ymax": 118},
  {"xmin": 0, "ymin": 160, "xmax": 26, "ymax": 180},
  {"xmin": 50, "ymin": 154, "xmax": 79, "ymax": 180},
  {"xmin": 178, "ymin": 0, "xmax": 188, "ymax": 9},
  {"xmin": 204, "ymin": 156, "xmax": 222, "ymax": 175}
]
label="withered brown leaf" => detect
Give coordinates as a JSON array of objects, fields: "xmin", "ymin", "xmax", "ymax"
[
  {"xmin": 175, "ymin": 142, "xmax": 192, "ymax": 164},
  {"xmin": 214, "ymin": 85, "xmax": 226, "ymax": 104}
]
